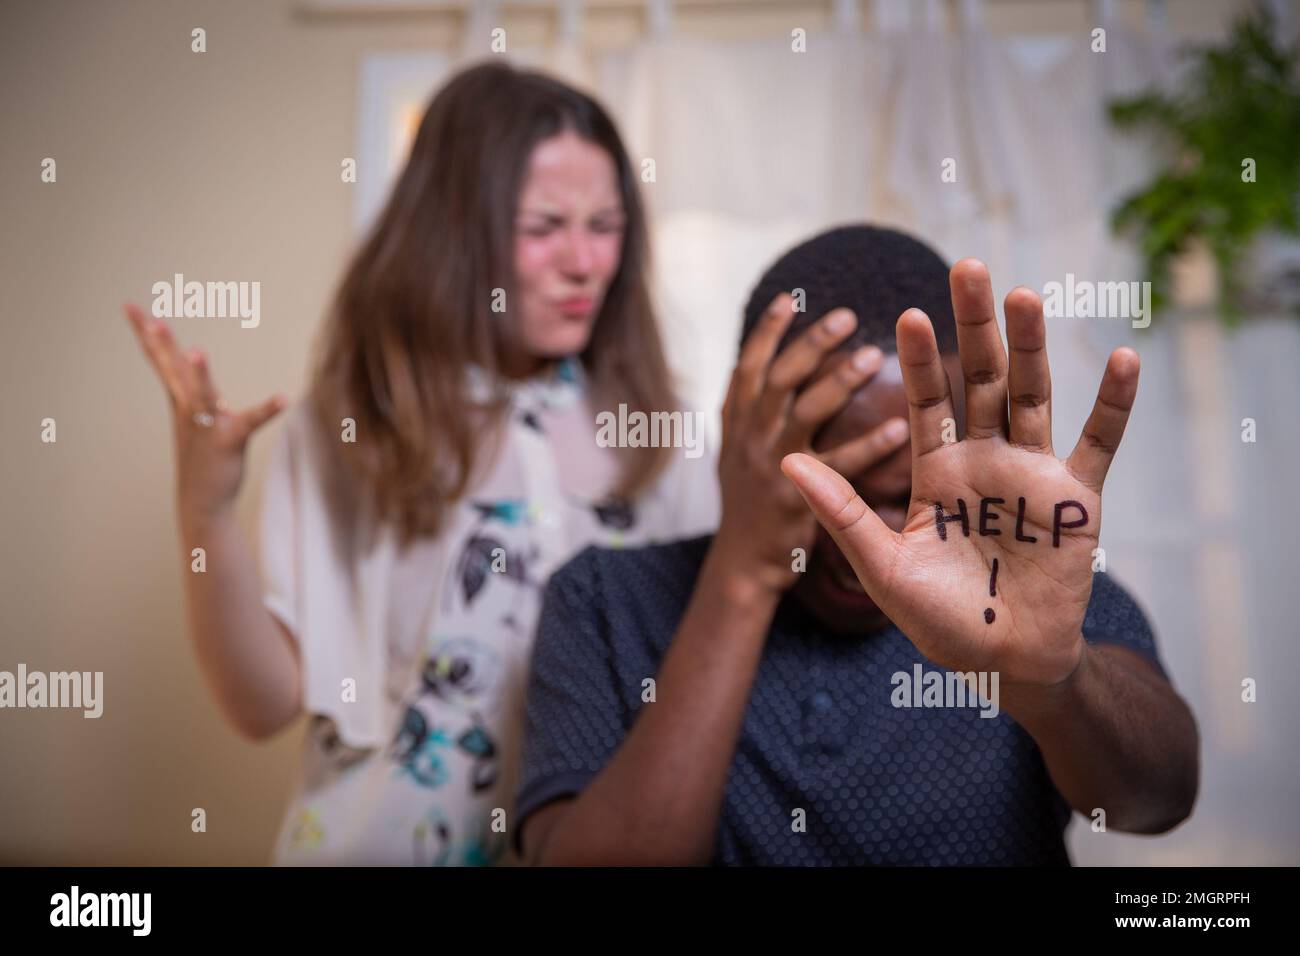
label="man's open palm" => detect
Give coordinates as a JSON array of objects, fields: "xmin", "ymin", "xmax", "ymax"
[{"xmin": 782, "ymin": 260, "xmax": 1140, "ymax": 688}]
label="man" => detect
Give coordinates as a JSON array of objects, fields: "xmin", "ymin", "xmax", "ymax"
[{"xmin": 514, "ymin": 225, "xmax": 1199, "ymax": 865}]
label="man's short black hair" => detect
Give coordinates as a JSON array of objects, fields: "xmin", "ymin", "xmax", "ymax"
[{"xmin": 739, "ymin": 224, "xmax": 959, "ymax": 355}]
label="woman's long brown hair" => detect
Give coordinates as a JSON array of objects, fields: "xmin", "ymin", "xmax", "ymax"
[{"xmin": 307, "ymin": 61, "xmax": 676, "ymax": 547}]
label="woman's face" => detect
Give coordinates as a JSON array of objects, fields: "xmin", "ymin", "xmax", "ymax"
[{"xmin": 510, "ymin": 129, "xmax": 626, "ymax": 373}]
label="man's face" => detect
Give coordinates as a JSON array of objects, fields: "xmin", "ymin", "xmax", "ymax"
[{"xmin": 789, "ymin": 349, "xmax": 965, "ymax": 637}]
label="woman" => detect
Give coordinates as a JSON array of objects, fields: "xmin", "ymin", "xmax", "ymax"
[{"xmin": 123, "ymin": 61, "xmax": 718, "ymax": 865}]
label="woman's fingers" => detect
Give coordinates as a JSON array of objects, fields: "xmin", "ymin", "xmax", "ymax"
[
  {"xmin": 818, "ymin": 416, "xmax": 909, "ymax": 476},
  {"xmin": 189, "ymin": 348, "xmax": 221, "ymax": 413},
  {"xmin": 783, "ymin": 344, "xmax": 883, "ymax": 448},
  {"xmin": 1065, "ymin": 347, "xmax": 1140, "ymax": 493},
  {"xmin": 780, "ymin": 452, "xmax": 897, "ymax": 592},
  {"xmin": 234, "ymin": 394, "xmax": 288, "ymax": 442},
  {"xmin": 141, "ymin": 312, "xmax": 202, "ymax": 411},
  {"xmin": 124, "ymin": 303, "xmax": 187, "ymax": 405},
  {"xmin": 896, "ymin": 308, "xmax": 957, "ymax": 458},
  {"xmin": 125, "ymin": 302, "xmax": 279, "ymax": 445},
  {"xmin": 1004, "ymin": 286, "xmax": 1053, "ymax": 453},
  {"xmin": 950, "ymin": 258, "xmax": 1009, "ymax": 440}
]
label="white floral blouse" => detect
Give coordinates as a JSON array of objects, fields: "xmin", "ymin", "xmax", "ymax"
[{"xmin": 258, "ymin": 358, "xmax": 719, "ymax": 865}]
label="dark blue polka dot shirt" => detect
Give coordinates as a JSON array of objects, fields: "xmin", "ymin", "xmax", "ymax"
[{"xmin": 516, "ymin": 534, "xmax": 1166, "ymax": 866}]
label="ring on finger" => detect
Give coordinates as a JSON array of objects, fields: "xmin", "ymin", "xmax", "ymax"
[{"xmin": 192, "ymin": 410, "xmax": 217, "ymax": 428}]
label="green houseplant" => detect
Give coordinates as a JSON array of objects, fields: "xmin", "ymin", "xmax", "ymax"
[{"xmin": 1107, "ymin": 7, "xmax": 1300, "ymax": 322}]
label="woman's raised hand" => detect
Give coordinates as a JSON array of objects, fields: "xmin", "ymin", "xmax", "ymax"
[{"xmin": 123, "ymin": 303, "xmax": 286, "ymax": 525}]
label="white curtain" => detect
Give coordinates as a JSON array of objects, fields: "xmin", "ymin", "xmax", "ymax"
[{"xmin": 360, "ymin": 0, "xmax": 1300, "ymax": 865}]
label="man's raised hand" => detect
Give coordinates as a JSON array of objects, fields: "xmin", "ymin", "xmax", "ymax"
[
  {"xmin": 780, "ymin": 260, "xmax": 1140, "ymax": 688},
  {"xmin": 711, "ymin": 293, "xmax": 910, "ymax": 596}
]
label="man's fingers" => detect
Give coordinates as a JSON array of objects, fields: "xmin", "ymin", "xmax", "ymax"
[
  {"xmin": 780, "ymin": 452, "xmax": 896, "ymax": 588},
  {"xmin": 783, "ymin": 344, "xmax": 883, "ymax": 447},
  {"xmin": 762, "ymin": 307, "xmax": 857, "ymax": 401},
  {"xmin": 756, "ymin": 307, "xmax": 858, "ymax": 443},
  {"xmin": 727, "ymin": 293, "xmax": 796, "ymax": 424},
  {"xmin": 1065, "ymin": 347, "xmax": 1140, "ymax": 493},
  {"xmin": 1004, "ymin": 286, "xmax": 1053, "ymax": 453},
  {"xmin": 950, "ymin": 258, "xmax": 1009, "ymax": 440},
  {"xmin": 896, "ymin": 308, "xmax": 956, "ymax": 458},
  {"xmin": 818, "ymin": 416, "xmax": 909, "ymax": 476}
]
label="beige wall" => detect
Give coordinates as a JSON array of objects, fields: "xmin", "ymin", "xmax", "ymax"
[
  {"xmin": 0, "ymin": 0, "xmax": 1276, "ymax": 864},
  {"xmin": 0, "ymin": 0, "xmax": 470, "ymax": 865}
]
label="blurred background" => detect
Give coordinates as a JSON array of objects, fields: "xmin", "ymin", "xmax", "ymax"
[{"xmin": 2, "ymin": 0, "xmax": 1298, "ymax": 865}]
